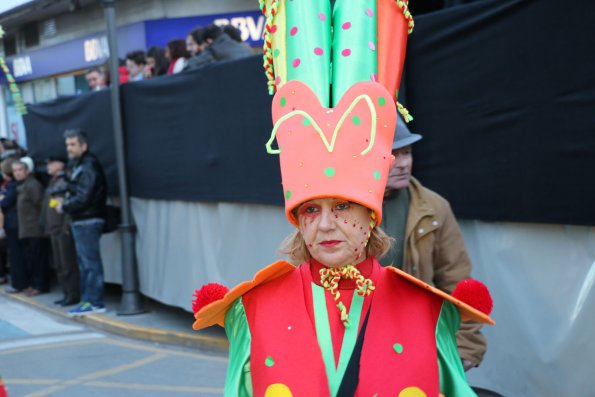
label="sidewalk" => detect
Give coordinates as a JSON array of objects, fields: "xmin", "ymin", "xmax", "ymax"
[{"xmin": 0, "ymin": 283, "xmax": 228, "ymax": 351}]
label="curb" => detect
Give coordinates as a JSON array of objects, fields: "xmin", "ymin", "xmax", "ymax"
[{"xmin": 0, "ymin": 290, "xmax": 229, "ymax": 352}]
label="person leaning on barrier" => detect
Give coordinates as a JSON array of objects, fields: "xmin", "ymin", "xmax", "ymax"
[
  {"xmin": 186, "ymin": 27, "xmax": 205, "ymax": 57},
  {"xmin": 380, "ymin": 115, "xmax": 487, "ymax": 370},
  {"xmin": 146, "ymin": 46, "xmax": 169, "ymax": 78},
  {"xmin": 166, "ymin": 39, "xmax": 189, "ymax": 75},
  {"xmin": 55, "ymin": 129, "xmax": 108, "ymax": 316},
  {"xmin": 85, "ymin": 67, "xmax": 107, "ymax": 92},
  {"xmin": 125, "ymin": 50, "xmax": 147, "ymax": 82},
  {"xmin": 183, "ymin": 23, "xmax": 253, "ymax": 72}
]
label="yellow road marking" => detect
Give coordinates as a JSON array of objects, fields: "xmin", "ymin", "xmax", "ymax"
[
  {"xmin": 4, "ymin": 379, "xmax": 59, "ymax": 385},
  {"xmin": 0, "ymin": 338, "xmax": 99, "ymax": 355},
  {"xmin": 88, "ymin": 381, "xmax": 224, "ymax": 394},
  {"xmin": 20, "ymin": 353, "xmax": 165, "ymax": 397},
  {"xmin": 0, "ymin": 336, "xmax": 227, "ymax": 362},
  {"xmin": 104, "ymin": 337, "xmax": 228, "ymax": 362},
  {"xmin": 78, "ymin": 352, "xmax": 166, "ymax": 380}
]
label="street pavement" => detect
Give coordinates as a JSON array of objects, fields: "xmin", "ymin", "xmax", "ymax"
[{"xmin": 0, "ymin": 293, "xmax": 228, "ymax": 396}]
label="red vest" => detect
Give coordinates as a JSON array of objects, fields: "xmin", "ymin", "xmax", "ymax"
[{"xmin": 242, "ymin": 260, "xmax": 443, "ymax": 396}]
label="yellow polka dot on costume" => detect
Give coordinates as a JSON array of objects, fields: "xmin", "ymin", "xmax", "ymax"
[
  {"xmin": 398, "ymin": 386, "xmax": 427, "ymax": 397},
  {"xmin": 265, "ymin": 383, "xmax": 294, "ymax": 397}
]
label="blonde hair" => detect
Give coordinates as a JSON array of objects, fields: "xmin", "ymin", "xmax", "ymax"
[{"xmin": 279, "ymin": 226, "xmax": 394, "ymax": 265}]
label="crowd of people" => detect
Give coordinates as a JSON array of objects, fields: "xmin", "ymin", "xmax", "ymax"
[
  {"xmin": 84, "ymin": 23, "xmax": 253, "ymax": 89},
  {"xmin": 0, "ymin": 130, "xmax": 109, "ymax": 316},
  {"xmin": 0, "ymin": 22, "xmax": 253, "ymax": 312}
]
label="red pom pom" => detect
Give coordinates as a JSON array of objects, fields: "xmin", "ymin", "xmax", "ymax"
[
  {"xmin": 192, "ymin": 283, "xmax": 229, "ymax": 314},
  {"xmin": 452, "ymin": 279, "xmax": 493, "ymax": 315}
]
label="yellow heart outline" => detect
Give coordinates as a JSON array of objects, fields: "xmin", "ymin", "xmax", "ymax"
[{"xmin": 266, "ymin": 93, "xmax": 377, "ymax": 156}]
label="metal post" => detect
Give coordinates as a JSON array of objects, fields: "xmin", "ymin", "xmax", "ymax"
[{"xmin": 103, "ymin": 0, "xmax": 143, "ymax": 315}]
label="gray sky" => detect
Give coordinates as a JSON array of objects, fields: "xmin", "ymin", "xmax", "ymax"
[{"xmin": 0, "ymin": 0, "xmax": 34, "ymax": 15}]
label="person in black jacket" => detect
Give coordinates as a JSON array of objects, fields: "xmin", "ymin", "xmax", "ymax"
[{"xmin": 57, "ymin": 129, "xmax": 108, "ymax": 316}]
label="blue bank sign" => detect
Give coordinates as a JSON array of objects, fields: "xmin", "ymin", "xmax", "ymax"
[{"xmin": 4, "ymin": 10, "xmax": 263, "ymax": 82}]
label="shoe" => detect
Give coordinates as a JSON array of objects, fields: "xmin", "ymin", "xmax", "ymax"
[
  {"xmin": 26, "ymin": 289, "xmax": 45, "ymax": 297},
  {"xmin": 68, "ymin": 302, "xmax": 106, "ymax": 316},
  {"xmin": 60, "ymin": 297, "xmax": 80, "ymax": 307},
  {"xmin": 54, "ymin": 297, "xmax": 67, "ymax": 305},
  {"xmin": 5, "ymin": 287, "xmax": 22, "ymax": 294}
]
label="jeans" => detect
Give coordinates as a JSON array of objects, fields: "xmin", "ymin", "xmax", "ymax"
[{"xmin": 71, "ymin": 218, "xmax": 105, "ymax": 307}]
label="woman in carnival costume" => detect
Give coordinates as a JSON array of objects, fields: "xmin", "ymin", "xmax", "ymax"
[{"xmin": 192, "ymin": 1, "xmax": 494, "ymax": 396}]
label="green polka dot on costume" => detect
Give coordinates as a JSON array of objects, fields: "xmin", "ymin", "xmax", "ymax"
[
  {"xmin": 265, "ymin": 356, "xmax": 275, "ymax": 367},
  {"xmin": 274, "ymin": 49, "xmax": 280, "ymax": 58},
  {"xmin": 324, "ymin": 167, "xmax": 336, "ymax": 177},
  {"xmin": 373, "ymin": 170, "xmax": 381, "ymax": 180},
  {"xmin": 378, "ymin": 97, "xmax": 386, "ymax": 106},
  {"xmin": 280, "ymin": 97, "xmax": 287, "ymax": 107},
  {"xmin": 393, "ymin": 343, "xmax": 404, "ymax": 354},
  {"xmin": 285, "ymin": 190, "xmax": 291, "ymax": 200},
  {"xmin": 302, "ymin": 117, "xmax": 311, "ymax": 126},
  {"xmin": 352, "ymin": 116, "xmax": 361, "ymax": 125}
]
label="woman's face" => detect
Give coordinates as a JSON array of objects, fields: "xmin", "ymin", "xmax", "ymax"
[{"xmin": 297, "ymin": 198, "xmax": 372, "ymax": 268}]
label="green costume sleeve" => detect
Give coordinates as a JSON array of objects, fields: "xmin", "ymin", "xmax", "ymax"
[
  {"xmin": 224, "ymin": 298, "xmax": 253, "ymax": 397},
  {"xmin": 436, "ymin": 301, "xmax": 478, "ymax": 397}
]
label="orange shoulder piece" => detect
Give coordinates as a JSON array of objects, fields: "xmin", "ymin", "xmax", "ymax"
[
  {"xmin": 192, "ymin": 260, "xmax": 296, "ymax": 330},
  {"xmin": 386, "ymin": 267, "xmax": 495, "ymax": 325}
]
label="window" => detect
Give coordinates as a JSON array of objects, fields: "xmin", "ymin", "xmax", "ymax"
[
  {"xmin": 22, "ymin": 23, "xmax": 40, "ymax": 48},
  {"xmin": 3, "ymin": 35, "xmax": 17, "ymax": 56}
]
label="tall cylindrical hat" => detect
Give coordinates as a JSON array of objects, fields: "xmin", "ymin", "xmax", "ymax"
[{"xmin": 260, "ymin": 0, "xmax": 414, "ymax": 225}]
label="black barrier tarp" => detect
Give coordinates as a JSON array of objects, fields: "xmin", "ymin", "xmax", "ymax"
[
  {"xmin": 23, "ymin": 0, "xmax": 595, "ymax": 225},
  {"xmin": 404, "ymin": 0, "xmax": 595, "ymax": 225},
  {"xmin": 23, "ymin": 90, "xmax": 119, "ymax": 194},
  {"xmin": 23, "ymin": 56, "xmax": 283, "ymax": 204},
  {"xmin": 121, "ymin": 56, "xmax": 282, "ymax": 204}
]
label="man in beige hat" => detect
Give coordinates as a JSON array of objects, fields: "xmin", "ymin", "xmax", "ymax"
[{"xmin": 381, "ymin": 115, "xmax": 487, "ymax": 371}]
